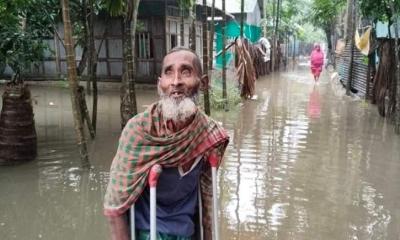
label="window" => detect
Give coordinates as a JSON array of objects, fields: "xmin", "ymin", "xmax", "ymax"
[
  {"xmin": 170, "ymin": 34, "xmax": 177, "ymax": 49},
  {"xmin": 136, "ymin": 32, "xmax": 153, "ymax": 59}
]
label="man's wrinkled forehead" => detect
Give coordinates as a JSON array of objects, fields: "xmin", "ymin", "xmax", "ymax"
[{"xmin": 162, "ymin": 50, "xmax": 198, "ymax": 71}]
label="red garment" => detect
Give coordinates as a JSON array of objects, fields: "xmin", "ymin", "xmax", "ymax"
[
  {"xmin": 310, "ymin": 49, "xmax": 324, "ymax": 77},
  {"xmin": 311, "ymin": 65, "xmax": 322, "ymax": 77}
]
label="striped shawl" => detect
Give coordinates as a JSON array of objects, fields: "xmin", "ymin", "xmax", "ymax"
[{"xmin": 104, "ymin": 102, "xmax": 229, "ymax": 239}]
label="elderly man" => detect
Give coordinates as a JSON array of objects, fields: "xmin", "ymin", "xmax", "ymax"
[{"xmin": 104, "ymin": 47, "xmax": 229, "ymax": 240}]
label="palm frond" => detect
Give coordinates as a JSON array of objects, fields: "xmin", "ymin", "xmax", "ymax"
[{"xmin": 102, "ymin": 0, "xmax": 125, "ymax": 16}]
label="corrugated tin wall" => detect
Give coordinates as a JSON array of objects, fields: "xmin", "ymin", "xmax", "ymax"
[{"xmin": 337, "ymin": 44, "xmax": 369, "ymax": 97}]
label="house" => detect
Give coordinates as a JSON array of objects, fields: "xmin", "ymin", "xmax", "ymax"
[
  {"xmin": 212, "ymin": 0, "xmax": 263, "ymax": 67},
  {"xmin": 1, "ymin": 0, "xmax": 224, "ymax": 84}
]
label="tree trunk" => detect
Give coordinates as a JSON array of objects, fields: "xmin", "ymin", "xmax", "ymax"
[
  {"xmin": 78, "ymin": 86, "xmax": 95, "ymax": 138},
  {"xmin": 130, "ymin": 0, "xmax": 140, "ymax": 114},
  {"xmin": 389, "ymin": 3, "xmax": 400, "ymax": 133},
  {"xmin": 88, "ymin": 0, "xmax": 98, "ymax": 132},
  {"xmin": 292, "ymin": 34, "xmax": 296, "ymax": 61},
  {"xmin": 77, "ymin": 0, "xmax": 89, "ymax": 79},
  {"xmin": 346, "ymin": 0, "xmax": 356, "ymax": 95},
  {"xmin": 222, "ymin": 0, "xmax": 228, "ymax": 111},
  {"xmin": 325, "ymin": 25, "xmax": 336, "ymax": 69},
  {"xmin": 84, "ymin": 0, "xmax": 92, "ymax": 94},
  {"xmin": 325, "ymin": 27, "xmax": 332, "ymax": 58},
  {"xmin": 180, "ymin": 3, "xmax": 185, "ymax": 46},
  {"xmin": 274, "ymin": 0, "xmax": 281, "ymax": 70},
  {"xmin": 77, "ymin": 46, "xmax": 89, "ymax": 77},
  {"xmin": 61, "ymin": 0, "xmax": 89, "ymax": 166},
  {"xmin": 271, "ymin": 0, "xmax": 276, "ymax": 71},
  {"xmin": 208, "ymin": 0, "xmax": 215, "ymax": 70},
  {"xmin": 372, "ymin": 40, "xmax": 394, "ymax": 117},
  {"xmin": 263, "ymin": 0, "xmax": 267, "ymax": 37},
  {"xmin": 0, "ymin": 83, "xmax": 37, "ymax": 165},
  {"xmin": 202, "ymin": 0, "xmax": 210, "ymax": 115},
  {"xmin": 190, "ymin": 3, "xmax": 196, "ymax": 51},
  {"xmin": 344, "ymin": 0, "xmax": 353, "ymax": 43},
  {"xmin": 240, "ymin": 0, "xmax": 244, "ymax": 38},
  {"xmin": 366, "ymin": 29, "xmax": 376, "ymax": 100},
  {"xmin": 120, "ymin": 0, "xmax": 139, "ymax": 129}
]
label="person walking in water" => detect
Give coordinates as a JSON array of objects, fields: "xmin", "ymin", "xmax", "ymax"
[{"xmin": 310, "ymin": 43, "xmax": 324, "ymax": 83}]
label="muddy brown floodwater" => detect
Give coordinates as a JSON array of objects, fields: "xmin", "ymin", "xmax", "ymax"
[{"xmin": 1, "ymin": 65, "xmax": 400, "ymax": 240}]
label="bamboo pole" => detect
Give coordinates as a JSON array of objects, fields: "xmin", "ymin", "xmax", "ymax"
[
  {"xmin": 271, "ymin": 0, "xmax": 276, "ymax": 71},
  {"xmin": 263, "ymin": 0, "xmax": 267, "ymax": 38},
  {"xmin": 180, "ymin": 1, "xmax": 185, "ymax": 46},
  {"xmin": 120, "ymin": 0, "xmax": 139, "ymax": 129},
  {"xmin": 88, "ymin": 0, "xmax": 98, "ymax": 132},
  {"xmin": 222, "ymin": 0, "xmax": 228, "ymax": 111},
  {"xmin": 190, "ymin": 3, "xmax": 196, "ymax": 51},
  {"xmin": 208, "ymin": 0, "xmax": 215, "ymax": 69},
  {"xmin": 240, "ymin": 0, "xmax": 244, "ymax": 38},
  {"xmin": 202, "ymin": 0, "xmax": 210, "ymax": 115}
]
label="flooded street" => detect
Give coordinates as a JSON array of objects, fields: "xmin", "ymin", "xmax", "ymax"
[{"xmin": 1, "ymin": 65, "xmax": 400, "ymax": 240}]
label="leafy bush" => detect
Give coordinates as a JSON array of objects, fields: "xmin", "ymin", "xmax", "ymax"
[{"xmin": 0, "ymin": 0, "xmax": 58, "ymax": 79}]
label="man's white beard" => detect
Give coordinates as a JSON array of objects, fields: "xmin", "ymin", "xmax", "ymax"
[{"xmin": 159, "ymin": 91, "xmax": 198, "ymax": 123}]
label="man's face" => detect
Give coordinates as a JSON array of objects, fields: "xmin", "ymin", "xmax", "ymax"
[{"xmin": 158, "ymin": 50, "xmax": 200, "ymax": 100}]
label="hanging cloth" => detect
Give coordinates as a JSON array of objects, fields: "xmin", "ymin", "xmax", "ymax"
[{"xmin": 355, "ymin": 26, "xmax": 372, "ymax": 55}]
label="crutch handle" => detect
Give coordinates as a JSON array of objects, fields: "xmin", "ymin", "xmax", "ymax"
[
  {"xmin": 149, "ymin": 164, "xmax": 162, "ymax": 240},
  {"xmin": 208, "ymin": 152, "xmax": 219, "ymax": 168},
  {"xmin": 149, "ymin": 164, "xmax": 162, "ymax": 187},
  {"xmin": 132, "ymin": 164, "xmax": 163, "ymax": 240}
]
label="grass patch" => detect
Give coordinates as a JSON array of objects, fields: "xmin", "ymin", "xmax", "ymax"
[{"xmin": 198, "ymin": 74, "xmax": 242, "ymax": 111}]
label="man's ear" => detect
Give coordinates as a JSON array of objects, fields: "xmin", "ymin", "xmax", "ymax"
[{"xmin": 199, "ymin": 74, "xmax": 209, "ymax": 91}]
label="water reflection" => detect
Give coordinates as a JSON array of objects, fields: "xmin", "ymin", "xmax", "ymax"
[
  {"xmin": 218, "ymin": 68, "xmax": 400, "ymax": 239},
  {"xmin": 1, "ymin": 67, "xmax": 400, "ymax": 239},
  {"xmin": 0, "ymin": 85, "xmax": 157, "ymax": 240},
  {"xmin": 307, "ymin": 86, "xmax": 321, "ymax": 119}
]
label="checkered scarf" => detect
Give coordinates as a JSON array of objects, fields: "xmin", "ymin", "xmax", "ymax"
[{"xmin": 104, "ymin": 102, "xmax": 229, "ymax": 225}]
